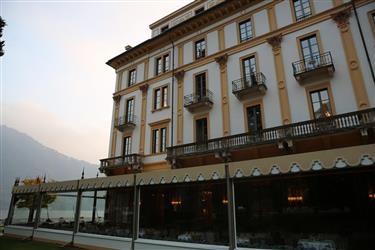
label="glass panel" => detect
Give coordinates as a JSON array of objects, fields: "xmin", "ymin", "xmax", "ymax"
[
  {"xmin": 196, "ymin": 118, "xmax": 208, "ymax": 142},
  {"xmin": 162, "ymin": 86, "xmax": 168, "ymax": 107},
  {"xmin": 126, "ymin": 99, "xmax": 134, "ymax": 122},
  {"xmin": 139, "ymin": 181, "xmax": 228, "ymax": 245},
  {"xmin": 239, "ymin": 19, "xmax": 252, "ymax": 42},
  {"xmin": 11, "ymin": 193, "xmax": 39, "ymax": 226},
  {"xmin": 79, "ymin": 189, "xmax": 133, "ymax": 238},
  {"xmin": 128, "ymin": 70, "xmax": 136, "ymax": 86},
  {"xmin": 39, "ymin": 192, "xmax": 77, "ymax": 231},
  {"xmin": 156, "ymin": 58, "xmax": 162, "ymax": 75},
  {"xmin": 195, "ymin": 73, "xmax": 206, "ymax": 99},
  {"xmin": 160, "ymin": 127, "xmax": 167, "ymax": 153},
  {"xmin": 235, "ymin": 170, "xmax": 375, "ymax": 250},
  {"xmin": 123, "ymin": 136, "xmax": 132, "ymax": 155},
  {"xmin": 163, "ymin": 55, "xmax": 169, "ymax": 72},
  {"xmin": 154, "ymin": 89, "xmax": 161, "ymax": 110},
  {"xmin": 152, "ymin": 129, "xmax": 159, "ymax": 154},
  {"xmin": 247, "ymin": 105, "xmax": 262, "ymax": 133},
  {"xmin": 310, "ymin": 89, "xmax": 332, "ymax": 119},
  {"xmin": 195, "ymin": 39, "xmax": 206, "ymax": 59}
]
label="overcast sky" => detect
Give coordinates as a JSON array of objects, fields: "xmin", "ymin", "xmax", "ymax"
[{"xmin": 1, "ymin": 0, "xmax": 191, "ymax": 164}]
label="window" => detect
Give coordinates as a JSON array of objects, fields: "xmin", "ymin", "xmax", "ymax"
[
  {"xmin": 153, "ymin": 85, "xmax": 168, "ymax": 110},
  {"xmin": 160, "ymin": 25, "xmax": 169, "ymax": 33},
  {"xmin": 246, "ymin": 104, "xmax": 262, "ymax": 133},
  {"xmin": 195, "ymin": 72, "xmax": 207, "ymax": 99},
  {"xmin": 125, "ymin": 98, "xmax": 134, "ymax": 123},
  {"xmin": 123, "ymin": 136, "xmax": 132, "ymax": 155},
  {"xmin": 239, "ymin": 18, "xmax": 253, "ymax": 42},
  {"xmin": 195, "ymin": 39, "xmax": 206, "ymax": 59},
  {"xmin": 195, "ymin": 117, "xmax": 208, "ymax": 143},
  {"xmin": 151, "ymin": 126, "xmax": 167, "ymax": 154},
  {"xmin": 309, "ymin": 88, "xmax": 332, "ymax": 119},
  {"xmin": 300, "ymin": 35, "xmax": 320, "ymax": 70},
  {"xmin": 292, "ymin": 0, "xmax": 312, "ymax": 22},
  {"xmin": 155, "ymin": 54, "xmax": 169, "ymax": 75},
  {"xmin": 242, "ymin": 56, "xmax": 257, "ymax": 86},
  {"xmin": 128, "ymin": 69, "xmax": 136, "ymax": 86},
  {"xmin": 195, "ymin": 7, "xmax": 205, "ymax": 15}
]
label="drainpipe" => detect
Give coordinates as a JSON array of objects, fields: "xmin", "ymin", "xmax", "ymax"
[{"xmin": 351, "ymin": 0, "xmax": 375, "ymax": 85}]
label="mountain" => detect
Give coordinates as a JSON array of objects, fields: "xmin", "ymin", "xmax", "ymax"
[{"xmin": 0, "ymin": 125, "xmax": 99, "ymax": 219}]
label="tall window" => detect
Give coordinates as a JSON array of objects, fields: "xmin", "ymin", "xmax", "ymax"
[
  {"xmin": 242, "ymin": 56, "xmax": 257, "ymax": 85},
  {"xmin": 309, "ymin": 88, "xmax": 332, "ymax": 119},
  {"xmin": 300, "ymin": 35, "xmax": 320, "ymax": 70},
  {"xmin": 195, "ymin": 117, "xmax": 208, "ymax": 143},
  {"xmin": 128, "ymin": 69, "xmax": 136, "ymax": 86},
  {"xmin": 125, "ymin": 98, "xmax": 134, "ymax": 123},
  {"xmin": 246, "ymin": 104, "xmax": 262, "ymax": 133},
  {"xmin": 123, "ymin": 136, "xmax": 132, "ymax": 155},
  {"xmin": 239, "ymin": 18, "xmax": 253, "ymax": 42},
  {"xmin": 151, "ymin": 126, "xmax": 167, "ymax": 154},
  {"xmin": 153, "ymin": 85, "xmax": 168, "ymax": 110},
  {"xmin": 195, "ymin": 39, "xmax": 206, "ymax": 59},
  {"xmin": 155, "ymin": 54, "xmax": 170, "ymax": 75},
  {"xmin": 293, "ymin": 0, "xmax": 312, "ymax": 22},
  {"xmin": 195, "ymin": 73, "xmax": 207, "ymax": 99}
]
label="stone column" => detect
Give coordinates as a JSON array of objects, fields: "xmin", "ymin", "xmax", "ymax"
[
  {"xmin": 175, "ymin": 70, "xmax": 185, "ymax": 145},
  {"xmin": 267, "ymin": 33, "xmax": 292, "ymax": 124},
  {"xmin": 138, "ymin": 84, "xmax": 149, "ymax": 154},
  {"xmin": 332, "ymin": 8, "xmax": 369, "ymax": 109},
  {"xmin": 111, "ymin": 96, "xmax": 121, "ymax": 157},
  {"xmin": 215, "ymin": 54, "xmax": 231, "ymax": 136}
]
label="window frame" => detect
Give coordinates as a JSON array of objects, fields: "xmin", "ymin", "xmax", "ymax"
[
  {"xmin": 125, "ymin": 97, "xmax": 135, "ymax": 123},
  {"xmin": 290, "ymin": 0, "xmax": 314, "ymax": 22},
  {"xmin": 122, "ymin": 136, "xmax": 132, "ymax": 156},
  {"xmin": 155, "ymin": 53, "xmax": 170, "ymax": 76},
  {"xmin": 194, "ymin": 38, "xmax": 206, "ymax": 60},
  {"xmin": 238, "ymin": 18, "xmax": 253, "ymax": 43},
  {"xmin": 152, "ymin": 84, "xmax": 169, "ymax": 112},
  {"xmin": 193, "ymin": 113, "xmax": 210, "ymax": 143},
  {"xmin": 243, "ymin": 99, "xmax": 265, "ymax": 134},
  {"xmin": 149, "ymin": 119, "xmax": 170, "ymax": 155},
  {"xmin": 305, "ymin": 82, "xmax": 336, "ymax": 120},
  {"xmin": 236, "ymin": 15, "xmax": 255, "ymax": 44},
  {"xmin": 368, "ymin": 10, "xmax": 375, "ymax": 39},
  {"xmin": 128, "ymin": 68, "xmax": 137, "ymax": 87},
  {"xmin": 296, "ymin": 31, "xmax": 323, "ymax": 61}
]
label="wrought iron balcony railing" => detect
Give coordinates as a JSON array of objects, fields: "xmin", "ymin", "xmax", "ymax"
[
  {"xmin": 184, "ymin": 90, "xmax": 213, "ymax": 112},
  {"xmin": 167, "ymin": 108, "xmax": 375, "ymax": 159},
  {"xmin": 232, "ymin": 73, "xmax": 267, "ymax": 100},
  {"xmin": 115, "ymin": 114, "xmax": 137, "ymax": 132},
  {"xmin": 99, "ymin": 154, "xmax": 143, "ymax": 173},
  {"xmin": 292, "ymin": 52, "xmax": 335, "ymax": 81}
]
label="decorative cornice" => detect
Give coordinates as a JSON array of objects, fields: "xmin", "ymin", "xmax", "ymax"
[
  {"xmin": 174, "ymin": 70, "xmax": 185, "ymax": 81},
  {"xmin": 139, "ymin": 84, "xmax": 149, "ymax": 94},
  {"xmin": 266, "ymin": 33, "xmax": 283, "ymax": 50},
  {"xmin": 331, "ymin": 7, "xmax": 351, "ymax": 30},
  {"xmin": 113, "ymin": 95, "xmax": 121, "ymax": 103},
  {"xmin": 215, "ymin": 54, "xmax": 228, "ymax": 68}
]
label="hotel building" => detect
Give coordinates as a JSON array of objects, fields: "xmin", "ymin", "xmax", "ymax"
[{"xmin": 5, "ymin": 0, "xmax": 375, "ymax": 249}]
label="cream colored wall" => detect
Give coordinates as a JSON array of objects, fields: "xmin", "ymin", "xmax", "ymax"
[{"xmin": 254, "ymin": 9, "xmax": 270, "ymax": 36}]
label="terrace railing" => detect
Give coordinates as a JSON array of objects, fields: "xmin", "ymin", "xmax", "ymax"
[
  {"xmin": 232, "ymin": 73, "xmax": 267, "ymax": 100},
  {"xmin": 292, "ymin": 52, "xmax": 334, "ymax": 77},
  {"xmin": 114, "ymin": 114, "xmax": 137, "ymax": 132},
  {"xmin": 99, "ymin": 154, "xmax": 142, "ymax": 173},
  {"xmin": 184, "ymin": 90, "xmax": 213, "ymax": 107},
  {"xmin": 167, "ymin": 108, "xmax": 375, "ymax": 159}
]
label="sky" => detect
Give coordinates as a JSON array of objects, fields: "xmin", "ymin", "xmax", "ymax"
[{"xmin": 0, "ymin": 0, "xmax": 191, "ymax": 164}]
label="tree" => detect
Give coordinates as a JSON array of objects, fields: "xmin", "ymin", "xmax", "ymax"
[
  {"xmin": 0, "ymin": 16, "xmax": 5, "ymax": 57},
  {"xmin": 15, "ymin": 177, "xmax": 57, "ymax": 223}
]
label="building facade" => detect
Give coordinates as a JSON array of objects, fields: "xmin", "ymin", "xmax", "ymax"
[{"xmin": 5, "ymin": 0, "xmax": 375, "ymax": 250}]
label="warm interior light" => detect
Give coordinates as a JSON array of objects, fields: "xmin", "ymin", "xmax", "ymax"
[
  {"xmin": 369, "ymin": 193, "xmax": 375, "ymax": 200},
  {"xmin": 287, "ymin": 196, "xmax": 304, "ymax": 202},
  {"xmin": 222, "ymin": 198, "xmax": 228, "ymax": 204},
  {"xmin": 171, "ymin": 200, "xmax": 182, "ymax": 205}
]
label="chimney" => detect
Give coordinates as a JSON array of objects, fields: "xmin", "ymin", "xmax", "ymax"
[{"xmin": 125, "ymin": 45, "xmax": 132, "ymax": 51}]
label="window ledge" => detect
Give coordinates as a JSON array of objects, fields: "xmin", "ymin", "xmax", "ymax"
[{"xmin": 152, "ymin": 106, "xmax": 170, "ymax": 113}]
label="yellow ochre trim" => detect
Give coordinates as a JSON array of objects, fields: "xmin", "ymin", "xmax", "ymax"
[
  {"xmin": 216, "ymin": 54, "xmax": 230, "ymax": 136},
  {"xmin": 267, "ymin": 5, "xmax": 278, "ymax": 31},
  {"xmin": 218, "ymin": 28, "xmax": 225, "ymax": 51},
  {"xmin": 139, "ymin": 88, "xmax": 148, "ymax": 155},
  {"xmin": 176, "ymin": 71, "xmax": 185, "ymax": 145}
]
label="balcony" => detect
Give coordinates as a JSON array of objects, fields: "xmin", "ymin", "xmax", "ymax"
[
  {"xmin": 184, "ymin": 90, "xmax": 213, "ymax": 113},
  {"xmin": 292, "ymin": 52, "xmax": 335, "ymax": 84},
  {"xmin": 99, "ymin": 154, "xmax": 143, "ymax": 175},
  {"xmin": 167, "ymin": 108, "xmax": 375, "ymax": 168},
  {"xmin": 115, "ymin": 114, "xmax": 137, "ymax": 132},
  {"xmin": 232, "ymin": 73, "xmax": 267, "ymax": 100}
]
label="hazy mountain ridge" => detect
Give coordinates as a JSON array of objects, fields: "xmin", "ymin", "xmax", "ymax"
[{"xmin": 0, "ymin": 125, "xmax": 99, "ymax": 218}]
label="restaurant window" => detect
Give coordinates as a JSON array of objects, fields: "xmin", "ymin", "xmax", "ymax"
[
  {"xmin": 309, "ymin": 88, "xmax": 332, "ymax": 119},
  {"xmin": 153, "ymin": 85, "xmax": 169, "ymax": 110},
  {"xmin": 234, "ymin": 169, "xmax": 375, "ymax": 249},
  {"xmin": 195, "ymin": 117, "xmax": 208, "ymax": 143},
  {"xmin": 246, "ymin": 104, "xmax": 262, "ymax": 133},
  {"xmin": 79, "ymin": 188, "xmax": 133, "ymax": 238},
  {"xmin": 123, "ymin": 136, "xmax": 132, "ymax": 155},
  {"xmin": 151, "ymin": 125, "xmax": 168, "ymax": 154},
  {"xmin": 125, "ymin": 98, "xmax": 134, "ymax": 123},
  {"xmin": 239, "ymin": 18, "xmax": 253, "ymax": 42},
  {"xmin": 195, "ymin": 39, "xmax": 206, "ymax": 59},
  {"xmin": 128, "ymin": 69, "xmax": 136, "ymax": 87},
  {"xmin": 10, "ymin": 193, "xmax": 39, "ymax": 227},
  {"xmin": 155, "ymin": 54, "xmax": 170, "ymax": 75},
  {"xmin": 38, "ymin": 192, "xmax": 78, "ymax": 231},
  {"xmin": 292, "ymin": 0, "xmax": 312, "ymax": 22},
  {"xmin": 139, "ymin": 181, "xmax": 228, "ymax": 245}
]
